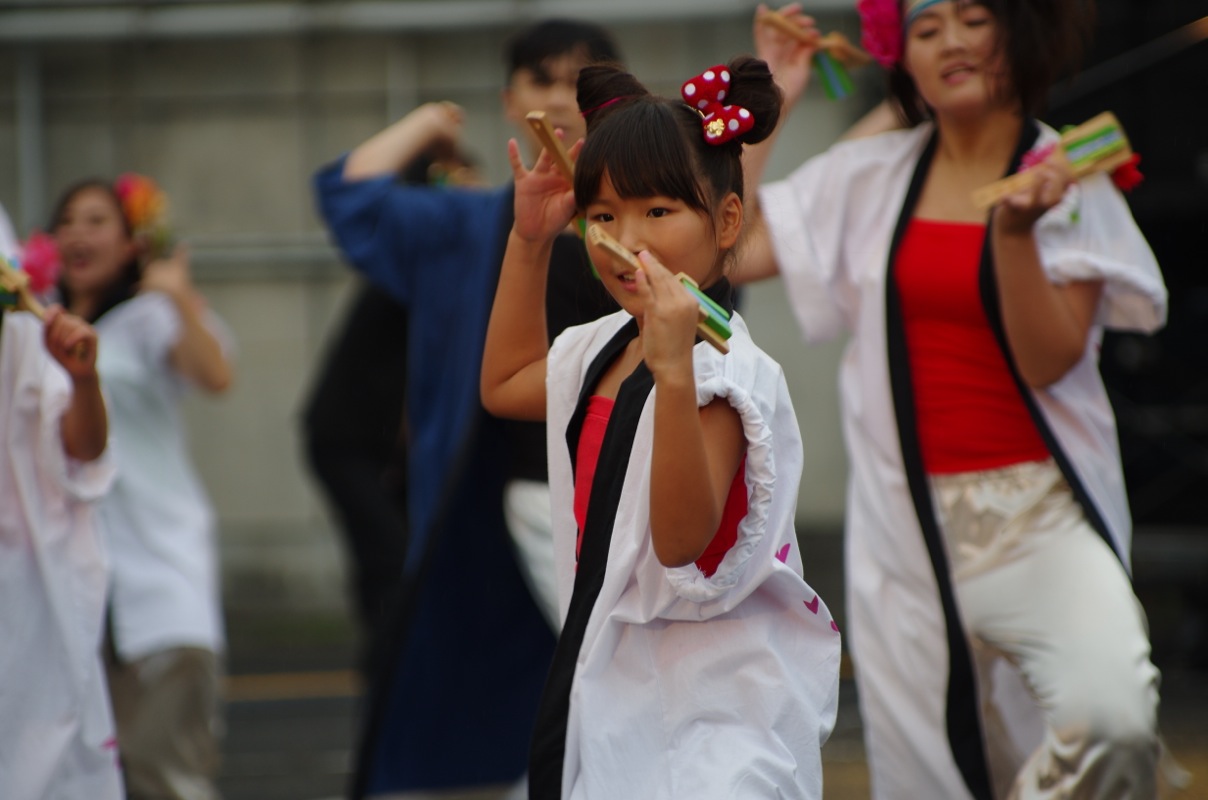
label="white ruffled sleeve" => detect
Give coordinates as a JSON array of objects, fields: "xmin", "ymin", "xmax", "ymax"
[
  {"xmin": 656, "ymin": 325, "xmax": 806, "ymax": 618},
  {"xmin": 1036, "ymin": 173, "xmax": 1167, "ymax": 333},
  {"xmin": 660, "ymin": 376, "xmax": 775, "ymax": 603}
]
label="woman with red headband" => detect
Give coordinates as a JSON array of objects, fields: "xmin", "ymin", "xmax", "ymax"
[{"xmin": 744, "ymin": 2, "xmax": 1165, "ymax": 798}]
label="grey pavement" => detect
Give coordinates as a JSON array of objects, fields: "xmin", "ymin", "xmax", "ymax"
[
  {"xmin": 216, "ymin": 528, "xmax": 1208, "ymax": 799},
  {"xmin": 215, "ymin": 664, "xmax": 1206, "ymax": 800}
]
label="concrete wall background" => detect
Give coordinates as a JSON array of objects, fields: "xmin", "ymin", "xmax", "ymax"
[{"xmin": 0, "ymin": 4, "xmax": 878, "ymax": 613}]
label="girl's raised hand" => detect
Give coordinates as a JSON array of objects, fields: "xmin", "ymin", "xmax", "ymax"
[
  {"xmin": 508, "ymin": 136, "xmax": 582, "ymax": 243},
  {"xmin": 753, "ymin": 3, "xmax": 819, "ymax": 109},
  {"xmin": 42, "ymin": 304, "xmax": 98, "ymax": 379},
  {"xmin": 140, "ymin": 243, "xmax": 196, "ymax": 304},
  {"xmin": 994, "ymin": 158, "xmax": 1074, "ymax": 237},
  {"xmin": 634, "ymin": 251, "xmax": 701, "ymax": 380}
]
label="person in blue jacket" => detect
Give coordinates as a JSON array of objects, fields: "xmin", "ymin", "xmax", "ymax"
[
  {"xmin": 313, "ymin": 19, "xmax": 620, "ymax": 797},
  {"xmin": 301, "ymin": 149, "xmax": 482, "ymax": 677}
]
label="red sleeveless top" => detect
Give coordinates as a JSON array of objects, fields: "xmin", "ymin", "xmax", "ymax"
[
  {"xmin": 573, "ymin": 395, "xmax": 747, "ymax": 577},
  {"xmin": 895, "ymin": 219, "xmax": 1050, "ymax": 474}
]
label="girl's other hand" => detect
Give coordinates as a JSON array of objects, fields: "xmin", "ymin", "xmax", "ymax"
[
  {"xmin": 507, "ymin": 136, "xmax": 581, "ymax": 243},
  {"xmin": 42, "ymin": 304, "xmax": 98, "ymax": 379},
  {"xmin": 753, "ymin": 3, "xmax": 819, "ymax": 108},
  {"xmin": 994, "ymin": 158, "xmax": 1074, "ymax": 237},
  {"xmin": 634, "ymin": 251, "xmax": 700, "ymax": 380}
]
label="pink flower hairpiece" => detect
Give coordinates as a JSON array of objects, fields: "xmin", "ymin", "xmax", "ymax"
[
  {"xmin": 858, "ymin": 0, "xmax": 970, "ymax": 68},
  {"xmin": 114, "ymin": 172, "xmax": 172, "ymax": 261},
  {"xmin": 857, "ymin": 0, "xmax": 903, "ymax": 69},
  {"xmin": 681, "ymin": 66, "xmax": 754, "ymax": 145}
]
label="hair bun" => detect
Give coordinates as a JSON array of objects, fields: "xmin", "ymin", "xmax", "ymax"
[
  {"xmin": 577, "ymin": 63, "xmax": 647, "ymax": 130},
  {"xmin": 722, "ymin": 56, "xmax": 782, "ymax": 146}
]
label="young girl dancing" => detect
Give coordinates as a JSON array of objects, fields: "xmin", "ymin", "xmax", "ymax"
[
  {"xmin": 745, "ymin": 2, "xmax": 1166, "ymax": 798},
  {"xmin": 481, "ymin": 57, "xmax": 840, "ymax": 800}
]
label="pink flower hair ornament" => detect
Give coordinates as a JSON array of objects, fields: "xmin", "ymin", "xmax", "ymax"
[
  {"xmin": 114, "ymin": 172, "xmax": 172, "ymax": 261},
  {"xmin": 857, "ymin": 0, "xmax": 903, "ymax": 68},
  {"xmin": 858, "ymin": 0, "xmax": 948, "ymax": 69}
]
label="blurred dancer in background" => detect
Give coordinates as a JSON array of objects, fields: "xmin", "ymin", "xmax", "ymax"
[
  {"xmin": 744, "ymin": 3, "xmax": 1165, "ymax": 797},
  {"xmin": 301, "ymin": 148, "xmax": 482, "ymax": 673},
  {"xmin": 1, "ymin": 203, "xmax": 121, "ymax": 800},
  {"xmin": 53, "ymin": 178, "xmax": 235, "ymax": 800},
  {"xmin": 313, "ymin": 18, "xmax": 619, "ymax": 797}
]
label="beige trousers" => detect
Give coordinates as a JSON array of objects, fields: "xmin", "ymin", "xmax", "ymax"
[
  {"xmin": 104, "ymin": 643, "xmax": 224, "ymax": 800},
  {"xmin": 931, "ymin": 459, "xmax": 1161, "ymax": 800}
]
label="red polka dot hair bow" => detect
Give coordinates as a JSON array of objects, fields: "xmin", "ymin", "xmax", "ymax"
[{"xmin": 681, "ymin": 65, "xmax": 754, "ymax": 145}]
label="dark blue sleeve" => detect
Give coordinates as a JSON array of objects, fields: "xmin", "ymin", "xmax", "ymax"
[{"xmin": 314, "ymin": 155, "xmax": 466, "ymax": 306}]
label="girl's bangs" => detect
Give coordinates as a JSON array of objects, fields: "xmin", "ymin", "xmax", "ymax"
[{"xmin": 575, "ymin": 103, "xmax": 708, "ymax": 212}]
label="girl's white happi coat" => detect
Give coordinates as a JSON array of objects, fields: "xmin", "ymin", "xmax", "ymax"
[
  {"xmin": 545, "ymin": 310, "xmax": 841, "ymax": 800},
  {"xmin": 759, "ymin": 123, "xmax": 1166, "ymax": 799},
  {"xmin": 0, "ymin": 312, "xmax": 122, "ymax": 800}
]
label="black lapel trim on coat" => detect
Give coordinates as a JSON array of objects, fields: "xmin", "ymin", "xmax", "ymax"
[
  {"xmin": 529, "ymin": 318, "xmax": 653, "ymax": 800},
  {"xmin": 883, "ymin": 129, "xmax": 994, "ymax": 800},
  {"xmin": 528, "ymin": 279, "xmax": 733, "ymax": 798},
  {"xmin": 976, "ymin": 120, "xmax": 1120, "ymax": 564}
]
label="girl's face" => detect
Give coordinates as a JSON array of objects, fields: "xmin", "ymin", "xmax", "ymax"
[
  {"xmin": 902, "ymin": 1, "xmax": 1010, "ymax": 119},
  {"xmin": 584, "ymin": 171, "xmax": 740, "ymax": 318},
  {"xmin": 55, "ymin": 186, "xmax": 136, "ymax": 297}
]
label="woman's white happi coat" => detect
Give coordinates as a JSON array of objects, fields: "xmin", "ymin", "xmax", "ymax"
[
  {"xmin": 0, "ymin": 312, "xmax": 122, "ymax": 800},
  {"xmin": 544, "ymin": 310, "xmax": 841, "ymax": 800},
  {"xmin": 92, "ymin": 292, "xmax": 231, "ymax": 662},
  {"xmin": 759, "ymin": 122, "xmax": 1167, "ymax": 799}
]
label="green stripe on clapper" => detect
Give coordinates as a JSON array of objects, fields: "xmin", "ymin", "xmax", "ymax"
[
  {"xmin": 1065, "ymin": 126, "xmax": 1125, "ymax": 168},
  {"xmin": 679, "ymin": 278, "xmax": 732, "ymax": 342}
]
